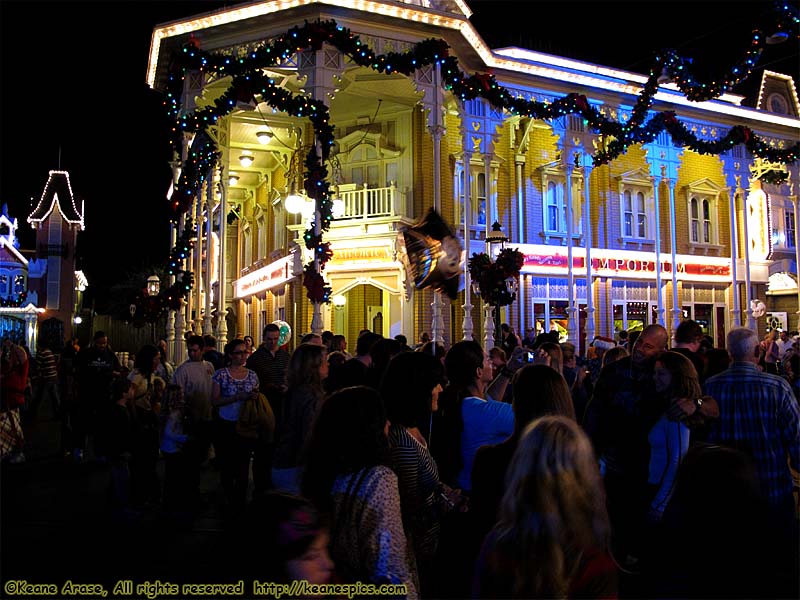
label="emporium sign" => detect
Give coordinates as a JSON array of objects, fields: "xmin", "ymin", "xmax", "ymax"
[
  {"xmin": 233, "ymin": 256, "xmax": 294, "ymax": 298},
  {"xmin": 512, "ymin": 244, "xmax": 731, "ymax": 282}
]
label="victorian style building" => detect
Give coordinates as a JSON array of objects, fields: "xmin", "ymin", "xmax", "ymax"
[
  {"xmin": 147, "ymin": 0, "xmax": 799, "ymax": 361},
  {"xmin": 0, "ymin": 170, "xmax": 87, "ymax": 349}
]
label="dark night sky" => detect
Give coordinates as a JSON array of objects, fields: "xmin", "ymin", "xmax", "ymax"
[{"xmin": 1, "ymin": 0, "xmax": 796, "ymax": 303}]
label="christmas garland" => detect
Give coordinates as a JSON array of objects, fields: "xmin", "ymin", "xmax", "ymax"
[
  {"xmin": 162, "ymin": 10, "xmax": 798, "ymax": 302},
  {"xmin": 468, "ymin": 248, "xmax": 525, "ymax": 307},
  {"xmin": 0, "ymin": 291, "xmax": 28, "ymax": 308}
]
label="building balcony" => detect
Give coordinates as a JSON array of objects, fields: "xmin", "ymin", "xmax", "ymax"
[{"xmin": 335, "ymin": 183, "xmax": 407, "ymax": 223}]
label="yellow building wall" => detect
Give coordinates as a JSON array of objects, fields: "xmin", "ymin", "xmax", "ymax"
[{"xmin": 674, "ymin": 151, "xmax": 729, "ymax": 255}]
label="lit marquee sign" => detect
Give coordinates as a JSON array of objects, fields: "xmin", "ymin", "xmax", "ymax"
[
  {"xmin": 233, "ymin": 256, "xmax": 294, "ymax": 298},
  {"xmin": 512, "ymin": 245, "xmax": 731, "ymax": 282}
]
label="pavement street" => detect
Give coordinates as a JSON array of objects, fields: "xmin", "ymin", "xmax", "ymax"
[{"xmin": 1, "ymin": 405, "xmax": 247, "ymax": 596}]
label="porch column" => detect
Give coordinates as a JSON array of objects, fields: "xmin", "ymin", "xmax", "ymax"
[
  {"xmin": 310, "ymin": 140, "xmax": 324, "ymax": 335},
  {"xmin": 216, "ymin": 171, "xmax": 229, "ymax": 345},
  {"xmin": 462, "ymin": 146, "xmax": 474, "ymax": 341},
  {"xmin": 583, "ymin": 160, "xmax": 595, "ymax": 355},
  {"xmin": 166, "ymin": 186, "xmax": 178, "ymax": 365},
  {"xmin": 565, "ymin": 156, "xmax": 577, "ymax": 346},
  {"xmin": 743, "ymin": 179, "xmax": 756, "ymax": 330},
  {"xmin": 794, "ymin": 189, "xmax": 800, "ymax": 331},
  {"xmin": 516, "ymin": 157, "xmax": 526, "ymax": 337},
  {"xmin": 203, "ymin": 176, "xmax": 214, "ymax": 337},
  {"xmin": 483, "ymin": 152, "xmax": 495, "ymax": 351},
  {"xmin": 727, "ymin": 181, "xmax": 742, "ymax": 327},
  {"xmin": 666, "ymin": 175, "xmax": 681, "ymax": 332},
  {"xmin": 428, "ymin": 62, "xmax": 446, "ymax": 345},
  {"xmin": 194, "ymin": 187, "xmax": 205, "ymax": 334},
  {"xmin": 652, "ymin": 175, "xmax": 665, "ymax": 326}
]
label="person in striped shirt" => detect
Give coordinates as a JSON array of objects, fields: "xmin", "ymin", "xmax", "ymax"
[{"xmin": 31, "ymin": 340, "xmax": 60, "ymax": 422}]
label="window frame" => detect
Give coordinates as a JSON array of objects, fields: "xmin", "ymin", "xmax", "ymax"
[
  {"xmin": 684, "ymin": 178, "xmax": 724, "ymax": 250},
  {"xmin": 617, "ymin": 171, "xmax": 655, "ymax": 243},
  {"xmin": 540, "ymin": 164, "xmax": 583, "ymax": 240},
  {"xmin": 454, "ymin": 159, "xmax": 497, "ymax": 229}
]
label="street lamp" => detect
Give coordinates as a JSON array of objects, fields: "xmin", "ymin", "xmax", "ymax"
[
  {"xmin": 147, "ymin": 274, "xmax": 160, "ymax": 296},
  {"xmin": 486, "ymin": 221, "xmax": 508, "ymax": 255},
  {"xmin": 486, "ymin": 222, "xmax": 508, "ymax": 346}
]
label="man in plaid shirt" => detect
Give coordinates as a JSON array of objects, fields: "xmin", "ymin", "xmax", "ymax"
[{"xmin": 704, "ymin": 327, "xmax": 800, "ymax": 526}]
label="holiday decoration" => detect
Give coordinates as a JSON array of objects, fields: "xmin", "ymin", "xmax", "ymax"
[
  {"xmin": 273, "ymin": 319, "xmax": 292, "ymax": 346},
  {"xmin": 302, "ymin": 262, "xmax": 332, "ymax": 304},
  {"xmin": 0, "ymin": 291, "xmax": 28, "ymax": 308},
  {"xmin": 399, "ymin": 209, "xmax": 463, "ymax": 300},
  {"xmin": 750, "ymin": 299, "xmax": 767, "ymax": 318},
  {"xmin": 161, "ymin": 9, "xmax": 799, "ymax": 302},
  {"xmin": 468, "ymin": 248, "xmax": 525, "ymax": 307}
]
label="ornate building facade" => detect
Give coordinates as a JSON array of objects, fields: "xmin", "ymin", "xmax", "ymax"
[{"xmin": 147, "ymin": 0, "xmax": 799, "ymax": 360}]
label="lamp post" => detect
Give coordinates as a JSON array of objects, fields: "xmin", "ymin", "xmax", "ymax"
[
  {"xmin": 485, "ymin": 222, "xmax": 509, "ymax": 348},
  {"xmin": 146, "ymin": 274, "xmax": 160, "ymax": 343},
  {"xmin": 147, "ymin": 274, "xmax": 161, "ymax": 296}
]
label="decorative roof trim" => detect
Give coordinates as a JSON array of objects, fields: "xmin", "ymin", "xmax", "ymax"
[
  {"xmin": 27, "ymin": 170, "xmax": 85, "ymax": 230},
  {"xmin": 147, "ymin": 0, "xmax": 799, "ymax": 132},
  {"xmin": 0, "ymin": 237, "xmax": 28, "ymax": 266},
  {"xmin": 756, "ymin": 70, "xmax": 800, "ymax": 116},
  {"xmin": 0, "ymin": 304, "xmax": 44, "ymax": 315}
]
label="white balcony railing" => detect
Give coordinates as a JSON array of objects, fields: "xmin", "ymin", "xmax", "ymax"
[{"xmin": 336, "ymin": 183, "xmax": 406, "ymax": 221}]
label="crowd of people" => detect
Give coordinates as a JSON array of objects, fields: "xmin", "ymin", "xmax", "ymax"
[{"xmin": 1, "ymin": 319, "xmax": 798, "ymax": 598}]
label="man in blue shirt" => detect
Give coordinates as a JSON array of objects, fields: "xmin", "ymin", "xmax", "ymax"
[{"xmin": 704, "ymin": 326, "xmax": 800, "ymax": 528}]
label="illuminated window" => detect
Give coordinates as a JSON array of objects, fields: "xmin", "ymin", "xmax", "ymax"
[
  {"xmin": 685, "ymin": 179, "xmax": 723, "ymax": 247},
  {"xmin": 618, "ymin": 177, "xmax": 653, "ymax": 241},
  {"xmin": 454, "ymin": 162, "xmax": 492, "ymax": 227},
  {"xmin": 785, "ymin": 211, "xmax": 796, "ymax": 248},
  {"xmin": 546, "ymin": 181, "xmax": 565, "ymax": 233},
  {"xmin": 541, "ymin": 167, "xmax": 583, "ymax": 237},
  {"xmin": 13, "ymin": 274, "xmax": 25, "ymax": 294},
  {"xmin": 690, "ymin": 197, "xmax": 713, "ymax": 244}
]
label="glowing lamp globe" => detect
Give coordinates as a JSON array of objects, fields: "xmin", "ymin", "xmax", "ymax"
[{"xmin": 285, "ymin": 193, "xmax": 305, "ymax": 214}]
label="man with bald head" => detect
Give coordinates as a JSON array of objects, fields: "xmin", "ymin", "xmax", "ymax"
[{"xmin": 583, "ymin": 324, "xmax": 669, "ymax": 566}]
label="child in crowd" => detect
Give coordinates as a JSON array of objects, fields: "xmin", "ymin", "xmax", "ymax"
[
  {"xmin": 160, "ymin": 384, "xmax": 190, "ymax": 515},
  {"xmin": 247, "ymin": 492, "xmax": 335, "ymax": 586}
]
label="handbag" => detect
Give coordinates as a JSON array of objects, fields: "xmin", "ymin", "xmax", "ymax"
[
  {"xmin": 236, "ymin": 392, "xmax": 275, "ymax": 441},
  {"xmin": 0, "ymin": 409, "xmax": 25, "ymax": 459}
]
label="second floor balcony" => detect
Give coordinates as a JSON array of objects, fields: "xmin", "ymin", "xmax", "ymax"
[{"xmin": 335, "ymin": 183, "xmax": 407, "ymax": 223}]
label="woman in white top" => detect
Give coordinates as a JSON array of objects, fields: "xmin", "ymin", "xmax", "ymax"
[{"xmin": 212, "ymin": 338, "xmax": 260, "ymax": 510}]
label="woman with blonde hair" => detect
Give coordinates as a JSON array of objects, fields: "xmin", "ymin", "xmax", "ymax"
[
  {"xmin": 473, "ymin": 415, "xmax": 617, "ymax": 599},
  {"xmin": 272, "ymin": 342, "xmax": 328, "ymax": 493},
  {"xmin": 762, "ymin": 329, "xmax": 780, "ymax": 374}
]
